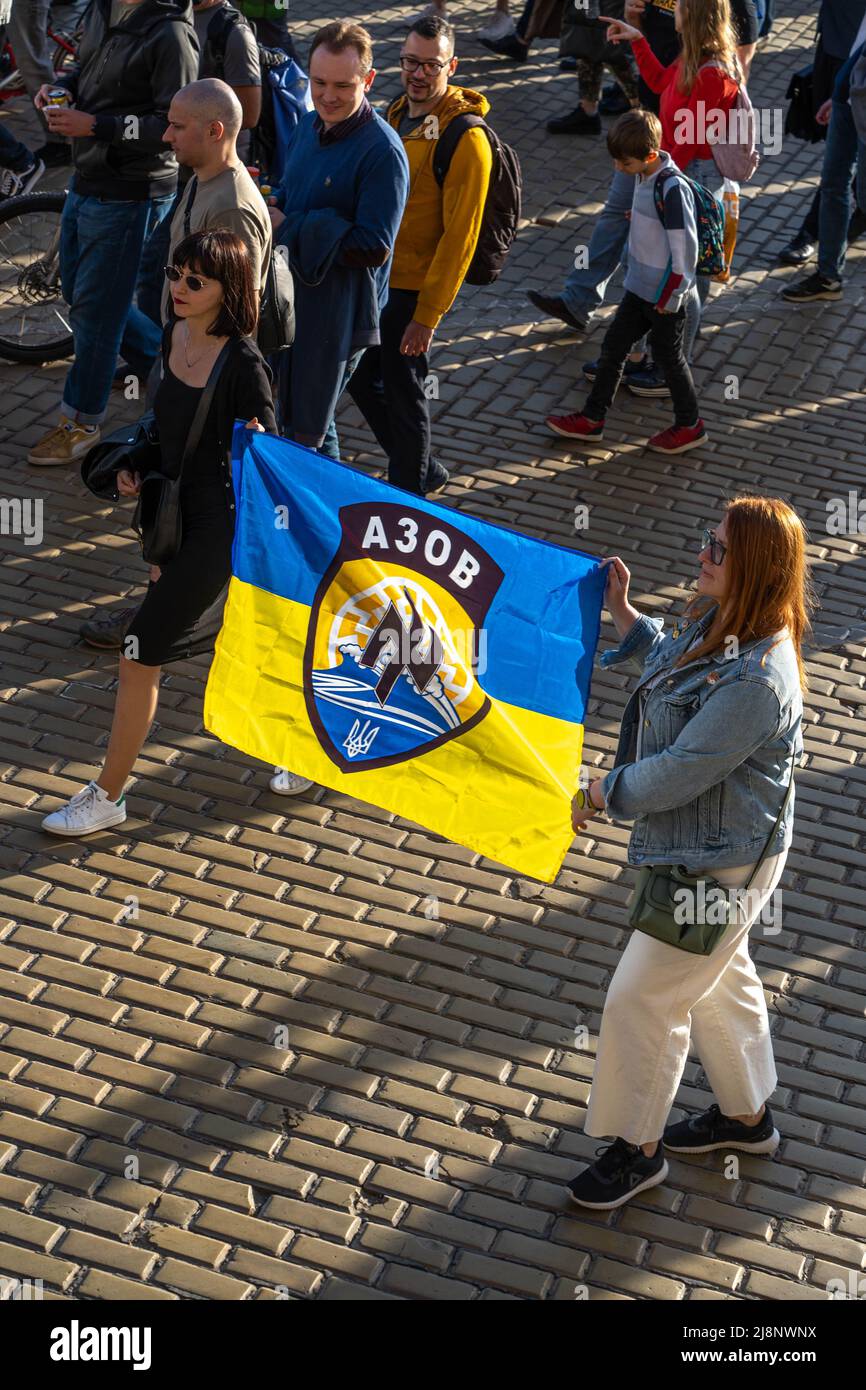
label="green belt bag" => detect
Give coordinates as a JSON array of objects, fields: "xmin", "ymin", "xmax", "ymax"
[{"xmin": 627, "ymin": 753, "xmax": 795, "ymax": 956}]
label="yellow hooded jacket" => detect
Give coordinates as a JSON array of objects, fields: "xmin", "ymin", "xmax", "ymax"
[{"xmin": 386, "ymin": 86, "xmax": 493, "ymax": 331}]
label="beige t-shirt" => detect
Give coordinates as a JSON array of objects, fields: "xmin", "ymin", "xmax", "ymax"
[{"xmin": 162, "ymin": 164, "xmax": 272, "ymax": 323}]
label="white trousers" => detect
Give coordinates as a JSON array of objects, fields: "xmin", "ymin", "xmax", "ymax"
[{"xmin": 585, "ymin": 851, "xmax": 787, "ymax": 1147}]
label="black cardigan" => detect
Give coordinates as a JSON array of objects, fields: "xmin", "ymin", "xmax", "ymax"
[{"xmin": 159, "ymin": 325, "xmax": 278, "ymax": 484}]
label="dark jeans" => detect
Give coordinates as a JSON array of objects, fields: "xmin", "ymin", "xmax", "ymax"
[
  {"xmin": 584, "ymin": 291, "xmax": 700, "ymax": 428},
  {"xmin": 817, "ymin": 98, "xmax": 865, "ymax": 278},
  {"xmin": 277, "ymin": 347, "xmax": 362, "ymax": 460},
  {"xmin": 58, "ymin": 189, "xmax": 175, "ymax": 423},
  {"xmin": 798, "ymin": 38, "xmax": 866, "ymax": 244},
  {"xmin": 347, "ymin": 287, "xmax": 436, "ymax": 495},
  {"xmin": 133, "ymin": 187, "xmax": 181, "ymax": 331}
]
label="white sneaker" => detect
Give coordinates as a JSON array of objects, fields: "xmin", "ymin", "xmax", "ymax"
[
  {"xmin": 42, "ymin": 781, "xmax": 127, "ymax": 837},
  {"xmin": 269, "ymin": 768, "xmax": 314, "ymax": 796},
  {"xmin": 477, "ymin": 12, "xmax": 515, "ymax": 41},
  {"xmin": 408, "ymin": 3, "xmax": 449, "ymax": 23}
]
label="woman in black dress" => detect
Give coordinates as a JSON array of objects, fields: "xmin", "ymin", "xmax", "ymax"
[{"xmin": 43, "ymin": 230, "xmax": 278, "ymax": 837}]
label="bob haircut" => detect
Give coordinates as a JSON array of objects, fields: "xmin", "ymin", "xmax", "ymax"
[{"xmin": 171, "ymin": 228, "xmax": 258, "ymax": 339}]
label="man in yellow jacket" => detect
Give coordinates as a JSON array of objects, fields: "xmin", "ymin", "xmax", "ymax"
[{"xmin": 348, "ymin": 15, "xmax": 493, "ymax": 495}]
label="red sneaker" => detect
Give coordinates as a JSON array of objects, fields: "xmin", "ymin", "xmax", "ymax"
[
  {"xmin": 648, "ymin": 421, "xmax": 708, "ymax": 454},
  {"xmin": 546, "ymin": 412, "xmax": 605, "ymax": 440}
]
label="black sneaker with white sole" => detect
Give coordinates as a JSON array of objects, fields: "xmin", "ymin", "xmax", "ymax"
[
  {"xmin": 663, "ymin": 1102, "xmax": 780, "ymax": 1156},
  {"xmin": 567, "ymin": 1137, "xmax": 668, "ymax": 1210},
  {"xmin": 781, "ymin": 271, "xmax": 842, "ymax": 303}
]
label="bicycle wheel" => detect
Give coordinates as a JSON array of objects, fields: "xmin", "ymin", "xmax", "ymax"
[{"xmin": 0, "ymin": 190, "xmax": 74, "ymax": 363}]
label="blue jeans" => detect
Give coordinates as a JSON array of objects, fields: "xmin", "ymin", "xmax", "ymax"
[
  {"xmin": 817, "ymin": 99, "xmax": 861, "ymax": 280},
  {"xmin": 129, "ymin": 188, "xmax": 180, "ymax": 332},
  {"xmin": 563, "ymin": 167, "xmax": 634, "ymax": 321},
  {"xmin": 59, "ymin": 190, "xmax": 174, "ymax": 424}
]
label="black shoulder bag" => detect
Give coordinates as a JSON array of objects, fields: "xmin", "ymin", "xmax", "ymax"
[{"xmin": 132, "ymin": 340, "xmax": 232, "ymax": 567}]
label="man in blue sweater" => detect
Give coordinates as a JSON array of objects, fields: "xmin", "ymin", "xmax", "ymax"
[
  {"xmin": 546, "ymin": 109, "xmax": 706, "ymax": 457},
  {"xmin": 268, "ymin": 21, "xmax": 409, "ymax": 459}
]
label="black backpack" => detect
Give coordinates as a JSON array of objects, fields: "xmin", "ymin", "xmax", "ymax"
[
  {"xmin": 201, "ymin": 5, "xmax": 254, "ymax": 81},
  {"xmin": 431, "ymin": 114, "xmax": 522, "ymax": 286}
]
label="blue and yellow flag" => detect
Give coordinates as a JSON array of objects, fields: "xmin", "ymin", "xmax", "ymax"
[{"xmin": 204, "ymin": 430, "xmax": 605, "ymax": 882}]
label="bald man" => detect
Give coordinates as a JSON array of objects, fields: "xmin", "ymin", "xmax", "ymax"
[
  {"xmin": 162, "ymin": 79, "xmax": 271, "ymax": 319},
  {"xmin": 121, "ymin": 78, "xmax": 272, "ymax": 353}
]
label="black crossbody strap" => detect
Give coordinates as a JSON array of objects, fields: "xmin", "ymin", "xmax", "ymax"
[
  {"xmin": 742, "ymin": 747, "xmax": 796, "ymax": 893},
  {"xmin": 182, "ymin": 176, "xmax": 198, "ymax": 238},
  {"xmin": 176, "ymin": 339, "xmax": 232, "ymax": 484}
]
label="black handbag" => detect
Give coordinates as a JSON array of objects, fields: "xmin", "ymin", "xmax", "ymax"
[
  {"xmin": 131, "ymin": 340, "xmax": 232, "ymax": 567},
  {"xmin": 80, "ymin": 414, "xmax": 160, "ymax": 502},
  {"xmin": 257, "ymin": 243, "xmax": 295, "ymax": 355},
  {"xmin": 784, "ymin": 64, "xmax": 825, "ymax": 143}
]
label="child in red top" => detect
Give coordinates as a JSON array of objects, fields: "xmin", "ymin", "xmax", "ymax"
[
  {"xmin": 603, "ymin": 3, "xmax": 742, "ymax": 170},
  {"xmin": 630, "ymin": 36, "xmax": 739, "ymax": 168}
]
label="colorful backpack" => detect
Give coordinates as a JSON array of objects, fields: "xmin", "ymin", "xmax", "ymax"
[{"xmin": 653, "ymin": 167, "xmax": 726, "ymax": 279}]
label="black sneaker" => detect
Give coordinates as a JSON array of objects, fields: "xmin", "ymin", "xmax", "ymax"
[
  {"xmin": 478, "ymin": 33, "xmax": 528, "ymax": 62},
  {"xmin": 527, "ymin": 291, "xmax": 587, "ymax": 333},
  {"xmin": 34, "ymin": 141, "xmax": 72, "ymax": 169},
  {"xmin": 781, "ymin": 271, "xmax": 842, "ymax": 303},
  {"xmin": 423, "ymin": 459, "xmax": 449, "ymax": 496},
  {"xmin": 79, "ymin": 604, "xmax": 139, "ymax": 650},
  {"xmin": 0, "ymin": 156, "xmax": 45, "ymax": 199},
  {"xmin": 599, "ymin": 82, "xmax": 630, "ymax": 116},
  {"xmin": 663, "ymin": 1102, "xmax": 780, "ymax": 1156},
  {"xmin": 567, "ymin": 1138, "xmax": 668, "ymax": 1210},
  {"xmin": 547, "ymin": 107, "xmax": 603, "ymax": 136},
  {"xmin": 777, "ymin": 231, "xmax": 815, "ymax": 266}
]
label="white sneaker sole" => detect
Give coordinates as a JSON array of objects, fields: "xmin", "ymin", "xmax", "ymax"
[
  {"xmin": 28, "ymin": 446, "xmax": 97, "ymax": 467},
  {"xmin": 664, "ymin": 1128, "xmax": 780, "ymax": 1156},
  {"xmin": 547, "ymin": 422, "xmax": 604, "ymax": 441},
  {"xmin": 269, "ymin": 778, "xmax": 314, "ymax": 796},
  {"xmin": 568, "ymin": 1157, "xmax": 669, "ymax": 1210},
  {"xmin": 42, "ymin": 805, "xmax": 127, "ymax": 837}
]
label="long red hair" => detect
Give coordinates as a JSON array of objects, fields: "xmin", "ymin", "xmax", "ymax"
[{"xmin": 678, "ymin": 496, "xmax": 813, "ymax": 691}]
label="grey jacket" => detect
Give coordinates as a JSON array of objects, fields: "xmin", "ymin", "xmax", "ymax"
[{"xmin": 599, "ymin": 606, "xmax": 803, "ymax": 870}]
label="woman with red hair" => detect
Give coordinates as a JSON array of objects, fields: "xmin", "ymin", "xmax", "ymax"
[{"xmin": 567, "ymin": 496, "xmax": 812, "ymax": 1209}]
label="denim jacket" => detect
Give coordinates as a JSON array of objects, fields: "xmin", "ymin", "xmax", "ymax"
[{"xmin": 598, "ymin": 607, "xmax": 803, "ymax": 870}]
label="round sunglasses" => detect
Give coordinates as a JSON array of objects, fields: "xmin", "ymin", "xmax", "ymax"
[{"xmin": 164, "ymin": 265, "xmax": 212, "ymax": 293}]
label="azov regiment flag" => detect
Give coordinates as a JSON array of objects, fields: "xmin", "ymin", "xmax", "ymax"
[{"xmin": 204, "ymin": 430, "xmax": 605, "ymax": 882}]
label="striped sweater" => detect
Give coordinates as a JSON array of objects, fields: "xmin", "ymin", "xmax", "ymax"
[{"xmin": 623, "ymin": 151, "xmax": 698, "ymax": 313}]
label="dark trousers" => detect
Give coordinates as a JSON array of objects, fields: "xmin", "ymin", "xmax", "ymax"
[
  {"xmin": 584, "ymin": 290, "xmax": 700, "ymax": 428},
  {"xmin": 799, "ymin": 38, "xmax": 866, "ymax": 243},
  {"xmin": 348, "ymin": 287, "xmax": 435, "ymax": 495}
]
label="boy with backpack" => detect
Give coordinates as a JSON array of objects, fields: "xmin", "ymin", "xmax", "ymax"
[
  {"xmin": 347, "ymin": 14, "xmax": 504, "ymax": 497},
  {"xmin": 546, "ymin": 109, "xmax": 707, "ymax": 455}
]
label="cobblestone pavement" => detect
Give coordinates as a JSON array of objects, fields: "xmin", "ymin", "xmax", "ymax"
[{"xmin": 0, "ymin": 1, "xmax": 864, "ymax": 1303}]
